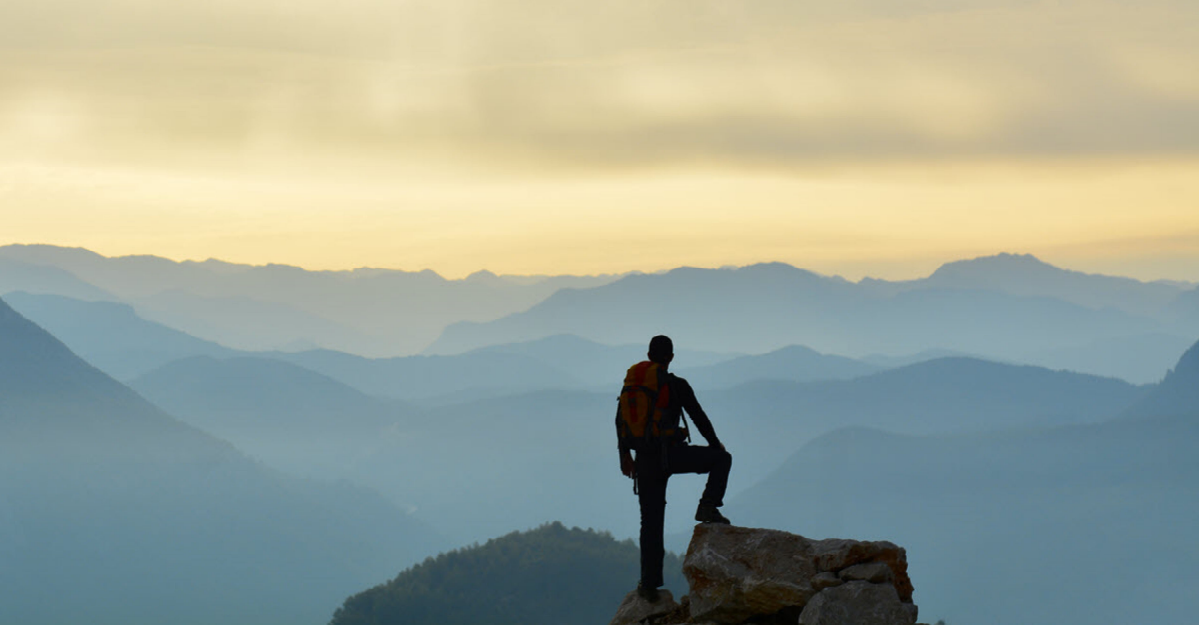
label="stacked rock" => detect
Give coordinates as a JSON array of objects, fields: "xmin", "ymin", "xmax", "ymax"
[{"xmin": 612, "ymin": 524, "xmax": 920, "ymax": 625}]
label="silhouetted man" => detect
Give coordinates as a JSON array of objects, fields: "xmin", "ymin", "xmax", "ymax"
[{"xmin": 618, "ymin": 335, "xmax": 732, "ymax": 601}]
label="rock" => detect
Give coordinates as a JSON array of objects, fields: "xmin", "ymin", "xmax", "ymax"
[
  {"xmin": 798, "ymin": 581, "xmax": 917, "ymax": 625},
  {"xmin": 811, "ymin": 538, "xmax": 914, "ymax": 602},
  {"xmin": 683, "ymin": 524, "xmax": 818, "ymax": 623},
  {"xmin": 838, "ymin": 562, "xmax": 893, "ymax": 584},
  {"xmin": 651, "ymin": 525, "xmax": 917, "ymax": 625},
  {"xmin": 609, "ymin": 589, "xmax": 679, "ymax": 625},
  {"xmin": 811, "ymin": 572, "xmax": 844, "ymax": 591}
]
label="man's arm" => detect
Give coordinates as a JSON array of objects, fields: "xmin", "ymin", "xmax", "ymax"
[{"xmin": 673, "ymin": 375, "xmax": 723, "ymax": 449}]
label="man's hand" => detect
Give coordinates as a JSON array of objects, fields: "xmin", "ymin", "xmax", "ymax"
[{"xmin": 620, "ymin": 450, "xmax": 636, "ymax": 478}]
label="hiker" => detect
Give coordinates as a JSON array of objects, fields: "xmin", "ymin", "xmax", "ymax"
[{"xmin": 616, "ymin": 334, "xmax": 732, "ymax": 602}]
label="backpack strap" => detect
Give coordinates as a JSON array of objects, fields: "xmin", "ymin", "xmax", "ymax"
[{"xmin": 662, "ymin": 372, "xmax": 691, "ymax": 444}]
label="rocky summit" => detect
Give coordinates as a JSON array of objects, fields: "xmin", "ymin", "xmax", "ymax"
[{"xmin": 611, "ymin": 524, "xmax": 920, "ymax": 625}]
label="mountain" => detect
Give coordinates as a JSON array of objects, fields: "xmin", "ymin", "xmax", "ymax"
[
  {"xmin": 729, "ymin": 415, "xmax": 1198, "ymax": 625},
  {"xmin": 466, "ymin": 334, "xmax": 739, "ymax": 387},
  {"xmin": 859, "ymin": 348, "xmax": 982, "ymax": 369},
  {"xmin": 424, "ymin": 259, "xmax": 1179, "ymax": 385},
  {"xmin": 6, "ymin": 245, "xmax": 1189, "ymax": 383},
  {"xmin": 0, "ymin": 244, "xmax": 623, "ymax": 355},
  {"xmin": 268, "ymin": 346, "xmax": 583, "ymax": 403},
  {"xmin": 1, "ymin": 292, "xmax": 599, "ymax": 401},
  {"xmin": 0, "ymin": 297, "xmax": 444, "ymax": 625},
  {"xmin": 0, "ymin": 291, "xmax": 738, "ymax": 404},
  {"xmin": 129, "ymin": 356, "xmax": 405, "ymax": 479},
  {"xmin": 1122, "ymin": 337, "xmax": 1199, "ymax": 418},
  {"xmin": 4, "ymin": 291, "xmax": 237, "ymax": 380},
  {"xmin": 425, "ymin": 263, "xmax": 860, "ymax": 355},
  {"xmin": 690, "ymin": 357, "xmax": 1145, "ymax": 495},
  {"xmin": 919, "ymin": 252, "xmax": 1188, "ymax": 317},
  {"xmin": 1017, "ymin": 331, "xmax": 1195, "ymax": 384},
  {"xmin": 0, "ymin": 256, "xmax": 114, "ymax": 301},
  {"xmin": 330, "ymin": 522, "xmax": 687, "ymax": 625},
  {"xmin": 267, "ymin": 335, "xmax": 738, "ymax": 403},
  {"xmin": 676, "ymin": 344, "xmax": 880, "ymax": 388}
]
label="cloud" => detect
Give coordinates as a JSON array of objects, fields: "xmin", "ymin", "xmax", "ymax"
[{"xmin": 0, "ymin": 0, "xmax": 1196, "ymax": 171}]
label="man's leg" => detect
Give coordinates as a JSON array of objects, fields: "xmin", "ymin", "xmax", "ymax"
[
  {"xmin": 637, "ymin": 452, "xmax": 669, "ymax": 591},
  {"xmin": 666, "ymin": 444, "xmax": 732, "ymax": 509}
]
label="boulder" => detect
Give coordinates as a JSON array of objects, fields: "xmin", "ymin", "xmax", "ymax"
[
  {"xmin": 683, "ymin": 525, "xmax": 818, "ymax": 623},
  {"xmin": 638, "ymin": 525, "xmax": 917, "ymax": 625},
  {"xmin": 610, "ymin": 589, "xmax": 679, "ymax": 625},
  {"xmin": 811, "ymin": 538, "xmax": 913, "ymax": 602},
  {"xmin": 811, "ymin": 572, "xmax": 844, "ymax": 591},
  {"xmin": 798, "ymin": 581, "xmax": 918, "ymax": 625},
  {"xmin": 838, "ymin": 562, "xmax": 893, "ymax": 584}
]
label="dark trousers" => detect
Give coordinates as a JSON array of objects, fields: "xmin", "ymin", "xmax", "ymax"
[{"xmin": 636, "ymin": 444, "xmax": 732, "ymax": 588}]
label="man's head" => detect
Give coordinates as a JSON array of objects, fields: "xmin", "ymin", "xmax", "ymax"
[{"xmin": 648, "ymin": 335, "xmax": 674, "ymax": 365}]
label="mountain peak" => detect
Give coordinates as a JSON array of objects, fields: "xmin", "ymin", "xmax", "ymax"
[
  {"xmin": 1164, "ymin": 338, "xmax": 1199, "ymax": 385},
  {"xmin": 0, "ymin": 296, "xmax": 102, "ymax": 391},
  {"xmin": 465, "ymin": 269, "xmax": 503, "ymax": 284},
  {"xmin": 0, "ymin": 243, "xmax": 106, "ymax": 263},
  {"xmin": 930, "ymin": 253, "xmax": 1058, "ymax": 280},
  {"xmin": 1123, "ymin": 336, "xmax": 1199, "ymax": 418}
]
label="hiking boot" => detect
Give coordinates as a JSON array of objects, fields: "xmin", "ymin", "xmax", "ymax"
[
  {"xmin": 636, "ymin": 582, "xmax": 661, "ymax": 603},
  {"xmin": 695, "ymin": 504, "xmax": 730, "ymax": 525}
]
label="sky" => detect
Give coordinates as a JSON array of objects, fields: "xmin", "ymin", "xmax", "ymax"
[{"xmin": 2, "ymin": 0, "xmax": 1198, "ymax": 281}]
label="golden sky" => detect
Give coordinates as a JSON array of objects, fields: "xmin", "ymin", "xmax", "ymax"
[{"xmin": 2, "ymin": 0, "xmax": 1198, "ymax": 280}]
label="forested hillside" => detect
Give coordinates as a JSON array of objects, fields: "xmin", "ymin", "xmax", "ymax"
[{"xmin": 330, "ymin": 522, "xmax": 685, "ymax": 625}]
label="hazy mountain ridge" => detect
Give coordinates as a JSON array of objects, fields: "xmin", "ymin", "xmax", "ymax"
[
  {"xmin": 4, "ymin": 291, "xmax": 238, "ymax": 380},
  {"xmin": 11, "ymin": 292, "xmax": 881, "ymax": 404},
  {"xmin": 425, "ymin": 255, "xmax": 1197, "ymax": 384},
  {"xmin": 0, "ymin": 296, "xmax": 445, "ymax": 625},
  {"xmin": 920, "ymin": 252, "xmax": 1188, "ymax": 316},
  {"xmin": 677, "ymin": 344, "xmax": 881, "ymax": 388},
  {"xmin": 1122, "ymin": 338, "xmax": 1199, "ymax": 418},
  {"xmin": 0, "ymin": 244, "xmax": 626, "ymax": 356},
  {"xmin": 426, "ymin": 262, "xmax": 866, "ymax": 355},
  {"xmin": 0, "ymin": 256, "xmax": 115, "ymax": 302},
  {"xmin": 695, "ymin": 356, "xmax": 1145, "ymax": 493},
  {"xmin": 4, "ymin": 245, "xmax": 1195, "ymax": 382}
]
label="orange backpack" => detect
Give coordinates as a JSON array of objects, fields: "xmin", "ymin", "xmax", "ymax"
[{"xmin": 616, "ymin": 361, "xmax": 688, "ymax": 449}]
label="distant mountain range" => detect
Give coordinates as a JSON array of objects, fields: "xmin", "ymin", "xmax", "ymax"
[
  {"xmin": 3, "ymin": 245, "xmax": 1196, "ymax": 383},
  {"xmin": 0, "ymin": 244, "xmax": 623, "ymax": 356},
  {"xmin": 3, "ymin": 291, "xmax": 238, "ymax": 380},
  {"xmin": 677, "ymin": 344, "xmax": 881, "ymax": 388},
  {"xmin": 7, "ymin": 291, "xmax": 882, "ymax": 401},
  {"xmin": 424, "ymin": 255, "xmax": 1198, "ymax": 384},
  {"xmin": 0, "ymin": 297, "xmax": 445, "ymax": 625}
]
